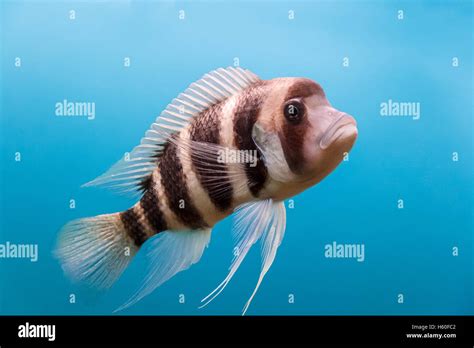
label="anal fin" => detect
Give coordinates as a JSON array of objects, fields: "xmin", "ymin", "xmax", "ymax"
[{"xmin": 115, "ymin": 228, "xmax": 211, "ymax": 312}]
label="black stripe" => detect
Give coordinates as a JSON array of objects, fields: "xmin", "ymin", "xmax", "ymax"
[
  {"xmin": 233, "ymin": 83, "xmax": 268, "ymax": 197},
  {"xmin": 278, "ymin": 79, "xmax": 315, "ymax": 174},
  {"xmin": 286, "ymin": 78, "xmax": 324, "ymax": 99},
  {"xmin": 190, "ymin": 102, "xmax": 233, "ymax": 212},
  {"xmin": 138, "ymin": 175, "xmax": 153, "ymax": 194},
  {"xmin": 140, "ymin": 180, "xmax": 167, "ymax": 234},
  {"xmin": 159, "ymin": 140, "xmax": 208, "ymax": 229},
  {"xmin": 120, "ymin": 208, "xmax": 148, "ymax": 247}
]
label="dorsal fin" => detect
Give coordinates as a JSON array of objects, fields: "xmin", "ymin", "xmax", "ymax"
[{"xmin": 83, "ymin": 67, "xmax": 261, "ymax": 195}]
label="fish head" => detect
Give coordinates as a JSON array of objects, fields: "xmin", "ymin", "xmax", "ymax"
[{"xmin": 252, "ymin": 77, "xmax": 358, "ymax": 189}]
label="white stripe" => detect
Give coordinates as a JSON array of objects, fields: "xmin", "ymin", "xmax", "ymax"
[
  {"xmin": 134, "ymin": 202, "xmax": 155, "ymax": 238},
  {"xmin": 220, "ymin": 94, "xmax": 254, "ymax": 206},
  {"xmin": 151, "ymin": 170, "xmax": 187, "ymax": 230}
]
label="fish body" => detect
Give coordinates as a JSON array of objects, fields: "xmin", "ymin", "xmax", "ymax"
[{"xmin": 56, "ymin": 67, "xmax": 357, "ymax": 314}]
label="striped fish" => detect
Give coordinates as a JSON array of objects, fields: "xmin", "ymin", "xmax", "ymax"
[{"xmin": 56, "ymin": 67, "xmax": 358, "ymax": 315}]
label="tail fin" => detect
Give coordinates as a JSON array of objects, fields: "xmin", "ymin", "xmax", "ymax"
[{"xmin": 55, "ymin": 213, "xmax": 138, "ymax": 289}]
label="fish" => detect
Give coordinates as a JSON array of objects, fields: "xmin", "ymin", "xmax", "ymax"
[{"xmin": 55, "ymin": 67, "xmax": 358, "ymax": 315}]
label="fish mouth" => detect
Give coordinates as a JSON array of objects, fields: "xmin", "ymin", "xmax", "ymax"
[{"xmin": 319, "ymin": 113, "xmax": 357, "ymax": 150}]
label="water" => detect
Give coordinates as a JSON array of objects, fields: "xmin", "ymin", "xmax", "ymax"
[{"xmin": 0, "ymin": 0, "xmax": 472, "ymax": 315}]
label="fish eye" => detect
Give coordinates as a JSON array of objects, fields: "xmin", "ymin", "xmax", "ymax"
[{"xmin": 284, "ymin": 100, "xmax": 305, "ymax": 124}]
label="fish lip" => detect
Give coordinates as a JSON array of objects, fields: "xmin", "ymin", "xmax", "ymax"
[{"xmin": 319, "ymin": 113, "xmax": 357, "ymax": 150}]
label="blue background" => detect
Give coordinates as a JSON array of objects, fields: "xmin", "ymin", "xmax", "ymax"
[{"xmin": 0, "ymin": 0, "xmax": 472, "ymax": 315}]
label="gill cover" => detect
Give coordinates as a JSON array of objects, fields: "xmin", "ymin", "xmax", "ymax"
[{"xmin": 251, "ymin": 123, "xmax": 296, "ymax": 183}]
